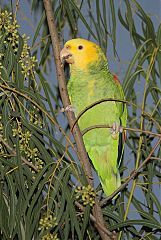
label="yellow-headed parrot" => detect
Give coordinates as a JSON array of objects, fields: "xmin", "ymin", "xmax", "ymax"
[{"xmin": 60, "ymin": 38, "xmax": 127, "ymax": 197}]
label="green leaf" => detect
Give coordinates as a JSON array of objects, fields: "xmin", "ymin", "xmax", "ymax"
[
  {"xmin": 109, "ymin": 0, "xmax": 116, "ymax": 55},
  {"xmin": 124, "ymin": 0, "xmax": 133, "ymax": 40},
  {"xmin": 32, "ymin": 11, "xmax": 46, "ymax": 46},
  {"xmin": 6, "ymin": 175, "xmax": 16, "ymax": 237},
  {"xmin": 150, "ymin": 192, "xmax": 161, "ymax": 222},
  {"xmin": 123, "ymin": 39, "xmax": 150, "ymax": 93},
  {"xmin": 67, "ymin": 0, "xmax": 97, "ymax": 39},
  {"xmin": 81, "ymin": 205, "xmax": 90, "ymax": 237},
  {"xmin": 110, "ymin": 219, "xmax": 161, "ymax": 231}
]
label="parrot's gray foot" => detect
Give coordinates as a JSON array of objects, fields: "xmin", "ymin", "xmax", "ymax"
[
  {"xmin": 111, "ymin": 122, "xmax": 123, "ymax": 139},
  {"xmin": 60, "ymin": 105, "xmax": 76, "ymax": 113}
]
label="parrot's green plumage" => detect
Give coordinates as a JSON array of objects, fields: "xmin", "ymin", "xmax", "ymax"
[{"xmin": 60, "ymin": 38, "xmax": 127, "ymax": 197}]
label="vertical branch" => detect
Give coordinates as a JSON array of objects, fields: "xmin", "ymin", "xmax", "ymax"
[{"xmin": 43, "ymin": 0, "xmax": 113, "ymax": 239}]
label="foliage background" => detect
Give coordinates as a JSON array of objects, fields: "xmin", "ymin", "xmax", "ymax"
[{"xmin": 0, "ymin": 0, "xmax": 161, "ymax": 239}]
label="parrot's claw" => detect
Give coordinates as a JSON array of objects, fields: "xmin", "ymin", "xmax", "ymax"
[
  {"xmin": 111, "ymin": 122, "xmax": 123, "ymax": 139},
  {"xmin": 60, "ymin": 105, "xmax": 76, "ymax": 113}
]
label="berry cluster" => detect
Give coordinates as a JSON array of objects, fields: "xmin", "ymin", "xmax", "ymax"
[
  {"xmin": 12, "ymin": 122, "xmax": 44, "ymax": 174},
  {"xmin": 19, "ymin": 34, "xmax": 37, "ymax": 77},
  {"xmin": 42, "ymin": 233, "xmax": 59, "ymax": 240},
  {"xmin": 0, "ymin": 10, "xmax": 37, "ymax": 78},
  {"xmin": 75, "ymin": 185, "xmax": 96, "ymax": 207},
  {"xmin": 30, "ymin": 106, "xmax": 43, "ymax": 127},
  {"xmin": 39, "ymin": 214, "xmax": 58, "ymax": 231},
  {"xmin": 0, "ymin": 10, "xmax": 19, "ymax": 52}
]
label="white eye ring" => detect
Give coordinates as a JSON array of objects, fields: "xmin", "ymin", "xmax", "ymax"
[{"xmin": 78, "ymin": 45, "xmax": 83, "ymax": 50}]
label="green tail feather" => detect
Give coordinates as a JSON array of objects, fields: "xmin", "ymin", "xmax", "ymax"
[
  {"xmin": 101, "ymin": 171, "xmax": 121, "ymax": 197},
  {"xmin": 86, "ymin": 141, "xmax": 121, "ymax": 198}
]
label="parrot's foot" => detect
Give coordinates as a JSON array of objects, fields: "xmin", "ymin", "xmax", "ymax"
[
  {"xmin": 60, "ymin": 105, "xmax": 76, "ymax": 113},
  {"xmin": 111, "ymin": 122, "xmax": 123, "ymax": 139}
]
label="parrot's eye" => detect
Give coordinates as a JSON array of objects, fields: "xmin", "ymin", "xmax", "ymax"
[{"xmin": 78, "ymin": 45, "xmax": 83, "ymax": 50}]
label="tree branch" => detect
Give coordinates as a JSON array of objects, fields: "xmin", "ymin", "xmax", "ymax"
[
  {"xmin": 43, "ymin": 0, "xmax": 111, "ymax": 239},
  {"xmin": 75, "ymin": 201, "xmax": 116, "ymax": 239},
  {"xmin": 82, "ymin": 124, "xmax": 161, "ymax": 138},
  {"xmin": 0, "ymin": 137, "xmax": 38, "ymax": 171},
  {"xmin": 71, "ymin": 98, "xmax": 161, "ymax": 133}
]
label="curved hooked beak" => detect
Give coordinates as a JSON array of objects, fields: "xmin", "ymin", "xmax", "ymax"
[{"xmin": 60, "ymin": 48, "xmax": 74, "ymax": 65}]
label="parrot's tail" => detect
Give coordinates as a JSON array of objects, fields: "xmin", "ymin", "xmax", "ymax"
[
  {"xmin": 101, "ymin": 171, "xmax": 121, "ymax": 198},
  {"xmin": 86, "ymin": 143, "xmax": 121, "ymax": 198}
]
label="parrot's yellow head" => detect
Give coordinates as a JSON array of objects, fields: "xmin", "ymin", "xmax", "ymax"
[{"xmin": 60, "ymin": 38, "xmax": 106, "ymax": 71}]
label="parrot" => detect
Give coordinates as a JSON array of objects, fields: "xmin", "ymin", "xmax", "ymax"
[{"xmin": 60, "ymin": 38, "xmax": 127, "ymax": 197}]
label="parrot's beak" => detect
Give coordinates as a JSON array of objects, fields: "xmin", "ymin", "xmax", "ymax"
[{"xmin": 60, "ymin": 47, "xmax": 74, "ymax": 65}]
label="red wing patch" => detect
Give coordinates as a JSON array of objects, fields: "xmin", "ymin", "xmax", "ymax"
[{"xmin": 113, "ymin": 74, "xmax": 121, "ymax": 85}]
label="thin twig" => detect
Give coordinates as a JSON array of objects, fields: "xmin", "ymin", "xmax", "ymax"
[
  {"xmin": 100, "ymin": 138, "xmax": 161, "ymax": 206},
  {"xmin": 0, "ymin": 137, "xmax": 38, "ymax": 171},
  {"xmin": 82, "ymin": 124, "xmax": 161, "ymax": 138},
  {"xmin": 0, "ymin": 84, "xmax": 75, "ymax": 153},
  {"xmin": 15, "ymin": 0, "xmax": 20, "ymax": 16},
  {"xmin": 150, "ymin": 157, "xmax": 161, "ymax": 161},
  {"xmin": 43, "ymin": 0, "xmax": 111, "ymax": 239},
  {"xmin": 71, "ymin": 98, "xmax": 161, "ymax": 133}
]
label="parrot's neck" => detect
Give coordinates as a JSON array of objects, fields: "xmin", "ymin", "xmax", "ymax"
[
  {"xmin": 70, "ymin": 58, "xmax": 110, "ymax": 77},
  {"xmin": 68, "ymin": 59, "xmax": 114, "ymax": 114}
]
